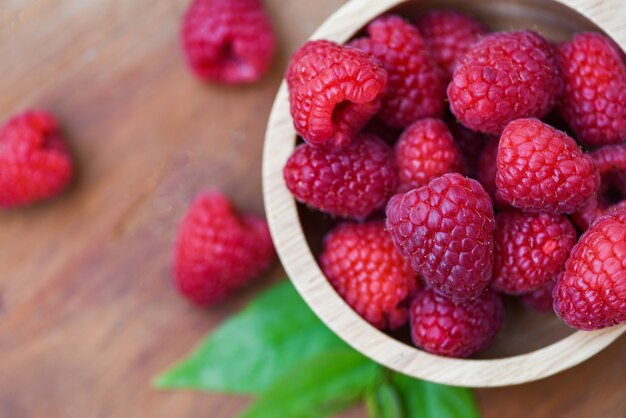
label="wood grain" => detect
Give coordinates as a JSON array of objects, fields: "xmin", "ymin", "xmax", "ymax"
[{"xmin": 0, "ymin": 0, "xmax": 624, "ymax": 416}]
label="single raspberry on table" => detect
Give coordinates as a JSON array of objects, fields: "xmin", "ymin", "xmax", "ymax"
[
  {"xmin": 415, "ymin": 9, "xmax": 488, "ymax": 77},
  {"xmin": 386, "ymin": 173, "xmax": 495, "ymax": 301},
  {"xmin": 448, "ymin": 30, "xmax": 562, "ymax": 135},
  {"xmin": 173, "ymin": 192, "xmax": 275, "ymax": 306},
  {"xmin": 409, "ymin": 287, "xmax": 503, "ymax": 358},
  {"xmin": 553, "ymin": 210, "xmax": 626, "ymax": 330},
  {"xmin": 520, "ymin": 281, "xmax": 555, "ymax": 313},
  {"xmin": 558, "ymin": 32, "xmax": 626, "ymax": 147},
  {"xmin": 319, "ymin": 221, "xmax": 419, "ymax": 330},
  {"xmin": 394, "ymin": 118, "xmax": 464, "ymax": 192},
  {"xmin": 181, "ymin": 0, "xmax": 276, "ymax": 84},
  {"xmin": 491, "ymin": 210, "xmax": 576, "ymax": 294},
  {"xmin": 496, "ymin": 118, "xmax": 600, "ymax": 214},
  {"xmin": 283, "ymin": 134, "xmax": 396, "ymax": 219},
  {"xmin": 286, "ymin": 40, "xmax": 387, "ymax": 148},
  {"xmin": 349, "ymin": 15, "xmax": 446, "ymax": 128},
  {"xmin": 0, "ymin": 110, "xmax": 73, "ymax": 208}
]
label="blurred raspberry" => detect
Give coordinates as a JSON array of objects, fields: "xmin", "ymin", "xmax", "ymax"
[
  {"xmin": 520, "ymin": 281, "xmax": 555, "ymax": 313},
  {"xmin": 447, "ymin": 119, "xmax": 488, "ymax": 176},
  {"xmin": 181, "ymin": 0, "xmax": 276, "ymax": 83}
]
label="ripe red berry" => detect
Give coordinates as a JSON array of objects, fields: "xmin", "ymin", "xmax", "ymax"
[
  {"xmin": 520, "ymin": 281, "xmax": 555, "ymax": 313},
  {"xmin": 496, "ymin": 118, "xmax": 600, "ymax": 214},
  {"xmin": 553, "ymin": 210, "xmax": 626, "ymax": 330},
  {"xmin": 320, "ymin": 221, "xmax": 419, "ymax": 330},
  {"xmin": 448, "ymin": 30, "xmax": 562, "ymax": 135},
  {"xmin": 386, "ymin": 173, "xmax": 495, "ymax": 301},
  {"xmin": 491, "ymin": 211, "xmax": 576, "ymax": 294},
  {"xmin": 0, "ymin": 110, "xmax": 73, "ymax": 208},
  {"xmin": 447, "ymin": 119, "xmax": 488, "ymax": 176},
  {"xmin": 286, "ymin": 40, "xmax": 387, "ymax": 148},
  {"xmin": 283, "ymin": 134, "xmax": 396, "ymax": 219},
  {"xmin": 394, "ymin": 118, "xmax": 463, "ymax": 192},
  {"xmin": 558, "ymin": 32, "xmax": 626, "ymax": 147},
  {"xmin": 173, "ymin": 192, "xmax": 275, "ymax": 306},
  {"xmin": 415, "ymin": 9, "xmax": 487, "ymax": 77},
  {"xmin": 349, "ymin": 15, "xmax": 446, "ymax": 128},
  {"xmin": 181, "ymin": 0, "xmax": 276, "ymax": 83},
  {"xmin": 475, "ymin": 136, "xmax": 510, "ymax": 209},
  {"xmin": 410, "ymin": 287, "xmax": 503, "ymax": 358}
]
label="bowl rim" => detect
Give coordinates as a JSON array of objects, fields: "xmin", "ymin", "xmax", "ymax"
[{"xmin": 262, "ymin": 0, "xmax": 626, "ymax": 387}]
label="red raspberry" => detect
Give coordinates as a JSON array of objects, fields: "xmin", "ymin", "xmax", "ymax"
[
  {"xmin": 409, "ymin": 288, "xmax": 503, "ymax": 358},
  {"xmin": 283, "ymin": 134, "xmax": 396, "ymax": 219},
  {"xmin": 447, "ymin": 119, "xmax": 488, "ymax": 176},
  {"xmin": 349, "ymin": 15, "xmax": 446, "ymax": 128},
  {"xmin": 448, "ymin": 30, "xmax": 562, "ymax": 135},
  {"xmin": 496, "ymin": 118, "xmax": 600, "ymax": 214},
  {"xmin": 558, "ymin": 32, "xmax": 626, "ymax": 147},
  {"xmin": 173, "ymin": 192, "xmax": 275, "ymax": 306},
  {"xmin": 491, "ymin": 211, "xmax": 576, "ymax": 294},
  {"xmin": 0, "ymin": 110, "xmax": 73, "ymax": 208},
  {"xmin": 286, "ymin": 40, "xmax": 387, "ymax": 148},
  {"xmin": 553, "ymin": 210, "xmax": 626, "ymax": 330},
  {"xmin": 520, "ymin": 281, "xmax": 555, "ymax": 313},
  {"xmin": 319, "ymin": 221, "xmax": 419, "ymax": 330},
  {"xmin": 476, "ymin": 136, "xmax": 507, "ymax": 209},
  {"xmin": 573, "ymin": 143, "xmax": 626, "ymax": 229},
  {"xmin": 394, "ymin": 118, "xmax": 464, "ymax": 192},
  {"xmin": 386, "ymin": 173, "xmax": 495, "ymax": 301},
  {"xmin": 181, "ymin": 0, "xmax": 276, "ymax": 84},
  {"xmin": 415, "ymin": 9, "xmax": 487, "ymax": 77}
]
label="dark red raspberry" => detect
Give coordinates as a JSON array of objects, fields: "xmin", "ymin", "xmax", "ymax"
[
  {"xmin": 415, "ymin": 9, "xmax": 487, "ymax": 77},
  {"xmin": 520, "ymin": 281, "xmax": 555, "ymax": 313},
  {"xmin": 558, "ymin": 32, "xmax": 626, "ymax": 147},
  {"xmin": 476, "ymin": 136, "xmax": 509, "ymax": 209},
  {"xmin": 386, "ymin": 173, "xmax": 495, "ymax": 301},
  {"xmin": 573, "ymin": 143, "xmax": 626, "ymax": 229},
  {"xmin": 286, "ymin": 40, "xmax": 387, "ymax": 148},
  {"xmin": 409, "ymin": 288, "xmax": 503, "ymax": 358},
  {"xmin": 320, "ymin": 221, "xmax": 419, "ymax": 330},
  {"xmin": 181, "ymin": 0, "xmax": 276, "ymax": 83},
  {"xmin": 394, "ymin": 118, "xmax": 463, "ymax": 192},
  {"xmin": 491, "ymin": 211, "xmax": 576, "ymax": 294},
  {"xmin": 496, "ymin": 118, "xmax": 600, "ymax": 214},
  {"xmin": 173, "ymin": 192, "xmax": 275, "ymax": 306},
  {"xmin": 283, "ymin": 134, "xmax": 396, "ymax": 219},
  {"xmin": 448, "ymin": 30, "xmax": 562, "ymax": 135},
  {"xmin": 349, "ymin": 15, "xmax": 446, "ymax": 128},
  {"xmin": 0, "ymin": 110, "xmax": 73, "ymax": 208},
  {"xmin": 553, "ymin": 210, "xmax": 626, "ymax": 330},
  {"xmin": 447, "ymin": 119, "xmax": 488, "ymax": 176}
]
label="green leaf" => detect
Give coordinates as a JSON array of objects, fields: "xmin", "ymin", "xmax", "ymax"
[
  {"xmin": 154, "ymin": 280, "xmax": 347, "ymax": 394},
  {"xmin": 365, "ymin": 381, "xmax": 403, "ymax": 418},
  {"xmin": 239, "ymin": 349, "xmax": 383, "ymax": 418},
  {"xmin": 391, "ymin": 373, "xmax": 479, "ymax": 418}
]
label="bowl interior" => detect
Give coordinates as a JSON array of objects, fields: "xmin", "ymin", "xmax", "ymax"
[{"xmin": 297, "ymin": 0, "xmax": 601, "ymax": 359}]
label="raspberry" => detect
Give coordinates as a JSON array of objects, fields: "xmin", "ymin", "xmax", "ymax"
[
  {"xmin": 448, "ymin": 30, "xmax": 562, "ymax": 135},
  {"xmin": 319, "ymin": 221, "xmax": 419, "ymax": 330},
  {"xmin": 386, "ymin": 173, "xmax": 495, "ymax": 301},
  {"xmin": 0, "ymin": 110, "xmax": 73, "ymax": 208},
  {"xmin": 173, "ymin": 192, "xmax": 275, "ymax": 306},
  {"xmin": 491, "ymin": 211, "xmax": 576, "ymax": 294},
  {"xmin": 496, "ymin": 118, "xmax": 600, "ymax": 214},
  {"xmin": 553, "ymin": 210, "xmax": 626, "ymax": 330},
  {"xmin": 283, "ymin": 134, "xmax": 396, "ymax": 219},
  {"xmin": 394, "ymin": 118, "xmax": 463, "ymax": 192},
  {"xmin": 573, "ymin": 144, "xmax": 626, "ymax": 229},
  {"xmin": 558, "ymin": 32, "xmax": 626, "ymax": 147},
  {"xmin": 286, "ymin": 40, "xmax": 387, "ymax": 148},
  {"xmin": 476, "ymin": 136, "xmax": 506, "ymax": 208},
  {"xmin": 415, "ymin": 9, "xmax": 487, "ymax": 77},
  {"xmin": 520, "ymin": 281, "xmax": 555, "ymax": 313},
  {"xmin": 409, "ymin": 288, "xmax": 503, "ymax": 358},
  {"xmin": 349, "ymin": 15, "xmax": 446, "ymax": 128}
]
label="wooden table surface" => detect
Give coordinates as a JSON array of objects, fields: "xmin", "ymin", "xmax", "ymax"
[{"xmin": 0, "ymin": 1, "xmax": 624, "ymax": 417}]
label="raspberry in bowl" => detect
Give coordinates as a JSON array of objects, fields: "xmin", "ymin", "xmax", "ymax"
[{"xmin": 263, "ymin": 0, "xmax": 626, "ymax": 387}]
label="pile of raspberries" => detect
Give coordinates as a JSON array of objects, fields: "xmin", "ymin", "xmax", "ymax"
[{"xmin": 282, "ymin": 10, "xmax": 626, "ymax": 358}]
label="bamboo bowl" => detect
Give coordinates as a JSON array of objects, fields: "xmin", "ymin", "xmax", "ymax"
[{"xmin": 263, "ymin": 0, "xmax": 626, "ymax": 387}]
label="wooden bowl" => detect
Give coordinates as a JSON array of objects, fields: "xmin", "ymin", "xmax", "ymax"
[{"xmin": 263, "ymin": 0, "xmax": 626, "ymax": 387}]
